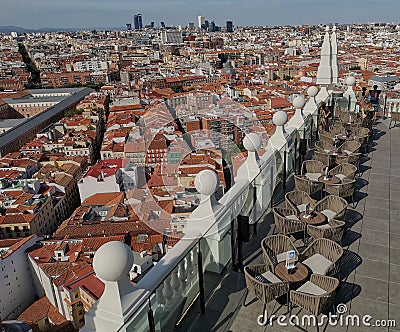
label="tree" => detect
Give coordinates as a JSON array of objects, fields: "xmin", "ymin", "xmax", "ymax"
[
  {"xmin": 171, "ymin": 85, "xmax": 184, "ymax": 93},
  {"xmin": 0, "ymin": 87, "xmax": 4, "ymax": 92}
]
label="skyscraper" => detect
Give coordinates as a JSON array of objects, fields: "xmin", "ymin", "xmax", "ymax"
[
  {"xmin": 226, "ymin": 21, "xmax": 233, "ymax": 33},
  {"xmin": 126, "ymin": 23, "xmax": 132, "ymax": 30},
  {"xmin": 160, "ymin": 21, "xmax": 166, "ymax": 28},
  {"xmin": 198, "ymin": 16, "xmax": 205, "ymax": 28},
  {"xmin": 133, "ymin": 14, "xmax": 143, "ymax": 30}
]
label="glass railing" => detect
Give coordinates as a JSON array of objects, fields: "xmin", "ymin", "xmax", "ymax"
[{"xmin": 83, "ymin": 104, "xmax": 319, "ymax": 332}]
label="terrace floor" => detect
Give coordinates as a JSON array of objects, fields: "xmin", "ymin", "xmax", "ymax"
[{"xmin": 186, "ymin": 118, "xmax": 400, "ymax": 332}]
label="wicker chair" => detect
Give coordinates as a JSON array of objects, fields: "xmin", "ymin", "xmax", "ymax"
[
  {"xmin": 335, "ymin": 152, "xmax": 361, "ymax": 168},
  {"xmin": 285, "ymin": 190, "xmax": 317, "ymax": 216},
  {"xmin": 331, "ymin": 124, "xmax": 345, "ymax": 135},
  {"xmin": 328, "ymin": 163, "xmax": 357, "ymax": 180},
  {"xmin": 300, "ymin": 238, "xmax": 344, "ymax": 276},
  {"xmin": 294, "ymin": 175, "xmax": 324, "ymax": 196},
  {"xmin": 244, "ymin": 264, "xmax": 289, "ymax": 322},
  {"xmin": 343, "ymin": 119, "xmax": 363, "ymax": 133},
  {"xmin": 307, "ymin": 219, "xmax": 346, "ymax": 243},
  {"xmin": 314, "ymin": 195, "xmax": 348, "ymax": 221},
  {"xmin": 290, "ymin": 274, "xmax": 339, "ymax": 320},
  {"xmin": 314, "ymin": 151, "xmax": 331, "ymax": 167},
  {"xmin": 301, "ymin": 160, "xmax": 324, "ymax": 181},
  {"xmin": 272, "ymin": 206, "xmax": 306, "ymax": 239},
  {"xmin": 354, "ymin": 127, "xmax": 370, "ymax": 137},
  {"xmin": 324, "ymin": 178, "xmax": 356, "ymax": 207},
  {"xmin": 319, "ymin": 131, "xmax": 334, "ymax": 144},
  {"xmin": 315, "ymin": 141, "xmax": 334, "ymax": 153},
  {"xmin": 339, "ymin": 111, "xmax": 358, "ymax": 124},
  {"xmin": 389, "ymin": 112, "xmax": 400, "ymax": 129},
  {"xmin": 262, "ymin": 235, "xmax": 299, "ymax": 271},
  {"xmin": 339, "ymin": 140, "xmax": 361, "ymax": 154}
]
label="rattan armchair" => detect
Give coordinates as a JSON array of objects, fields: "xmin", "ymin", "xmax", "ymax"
[
  {"xmin": 314, "ymin": 195, "xmax": 348, "ymax": 221},
  {"xmin": 324, "ymin": 178, "xmax": 356, "ymax": 207},
  {"xmin": 244, "ymin": 264, "xmax": 289, "ymax": 322},
  {"xmin": 300, "ymin": 238, "xmax": 344, "ymax": 276},
  {"xmin": 343, "ymin": 120, "xmax": 363, "ymax": 133},
  {"xmin": 272, "ymin": 206, "xmax": 306, "ymax": 238},
  {"xmin": 294, "ymin": 175, "xmax": 324, "ymax": 196},
  {"xmin": 290, "ymin": 274, "xmax": 339, "ymax": 319},
  {"xmin": 319, "ymin": 131, "xmax": 334, "ymax": 144},
  {"xmin": 307, "ymin": 219, "xmax": 346, "ymax": 243},
  {"xmin": 339, "ymin": 140, "xmax": 361, "ymax": 154},
  {"xmin": 331, "ymin": 124, "xmax": 345, "ymax": 135},
  {"xmin": 315, "ymin": 141, "xmax": 334, "ymax": 153},
  {"xmin": 328, "ymin": 163, "xmax": 357, "ymax": 180},
  {"xmin": 301, "ymin": 160, "xmax": 324, "ymax": 181},
  {"xmin": 390, "ymin": 112, "xmax": 400, "ymax": 129},
  {"xmin": 314, "ymin": 151, "xmax": 331, "ymax": 167},
  {"xmin": 335, "ymin": 152, "xmax": 361, "ymax": 169},
  {"xmin": 285, "ymin": 190, "xmax": 317, "ymax": 216},
  {"xmin": 354, "ymin": 127, "xmax": 370, "ymax": 137},
  {"xmin": 262, "ymin": 234, "xmax": 299, "ymax": 271}
]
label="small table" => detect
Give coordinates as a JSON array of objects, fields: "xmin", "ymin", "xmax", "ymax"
[
  {"xmin": 299, "ymin": 211, "xmax": 327, "ymax": 225},
  {"xmin": 328, "ymin": 150, "xmax": 348, "ymax": 157},
  {"xmin": 275, "ymin": 261, "xmax": 309, "ymax": 284},
  {"xmin": 337, "ymin": 134, "xmax": 356, "ymax": 141},
  {"xmin": 318, "ymin": 175, "xmax": 341, "ymax": 185}
]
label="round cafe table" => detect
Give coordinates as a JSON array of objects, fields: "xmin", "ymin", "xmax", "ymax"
[
  {"xmin": 318, "ymin": 175, "xmax": 341, "ymax": 185},
  {"xmin": 328, "ymin": 150, "xmax": 348, "ymax": 157},
  {"xmin": 299, "ymin": 211, "xmax": 327, "ymax": 225},
  {"xmin": 275, "ymin": 261, "xmax": 309, "ymax": 285},
  {"xmin": 336, "ymin": 134, "xmax": 356, "ymax": 141}
]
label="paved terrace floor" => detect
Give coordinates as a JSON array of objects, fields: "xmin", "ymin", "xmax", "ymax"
[{"xmin": 185, "ymin": 119, "xmax": 400, "ymax": 332}]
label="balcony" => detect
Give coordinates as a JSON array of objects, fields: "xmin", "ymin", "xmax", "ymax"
[{"xmin": 81, "ymin": 87, "xmax": 399, "ymax": 332}]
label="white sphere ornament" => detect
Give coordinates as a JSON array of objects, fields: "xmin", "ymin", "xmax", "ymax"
[
  {"xmin": 93, "ymin": 241, "xmax": 134, "ymax": 282},
  {"xmin": 195, "ymin": 170, "xmax": 218, "ymax": 195},
  {"xmin": 273, "ymin": 111, "xmax": 288, "ymax": 127},
  {"xmin": 307, "ymin": 86, "xmax": 319, "ymax": 97},
  {"xmin": 345, "ymin": 76, "xmax": 356, "ymax": 86},
  {"xmin": 293, "ymin": 95, "xmax": 306, "ymax": 109},
  {"xmin": 243, "ymin": 133, "xmax": 262, "ymax": 152}
]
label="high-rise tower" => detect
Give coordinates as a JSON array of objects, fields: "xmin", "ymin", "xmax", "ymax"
[{"xmin": 133, "ymin": 14, "xmax": 143, "ymax": 30}]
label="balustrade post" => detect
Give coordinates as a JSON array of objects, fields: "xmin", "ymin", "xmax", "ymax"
[
  {"xmin": 186, "ymin": 250, "xmax": 194, "ymax": 284},
  {"xmin": 163, "ymin": 275, "xmax": 174, "ymax": 308},
  {"xmin": 178, "ymin": 259, "xmax": 188, "ymax": 291},
  {"xmin": 170, "ymin": 267, "xmax": 182, "ymax": 299}
]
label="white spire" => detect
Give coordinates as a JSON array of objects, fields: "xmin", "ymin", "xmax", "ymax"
[
  {"xmin": 331, "ymin": 25, "xmax": 339, "ymax": 85},
  {"xmin": 316, "ymin": 26, "xmax": 332, "ymax": 86}
]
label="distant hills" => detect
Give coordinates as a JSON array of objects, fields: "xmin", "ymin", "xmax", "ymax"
[{"xmin": 0, "ymin": 25, "xmax": 124, "ymax": 33}]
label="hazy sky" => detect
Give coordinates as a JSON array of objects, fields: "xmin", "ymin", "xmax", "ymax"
[{"xmin": 1, "ymin": 0, "xmax": 399, "ymax": 29}]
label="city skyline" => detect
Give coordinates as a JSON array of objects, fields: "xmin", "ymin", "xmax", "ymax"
[{"xmin": 1, "ymin": 0, "xmax": 400, "ymax": 29}]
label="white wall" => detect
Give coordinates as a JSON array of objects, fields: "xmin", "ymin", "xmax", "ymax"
[
  {"xmin": 0, "ymin": 236, "xmax": 38, "ymax": 319},
  {"xmin": 78, "ymin": 175, "xmax": 120, "ymax": 202}
]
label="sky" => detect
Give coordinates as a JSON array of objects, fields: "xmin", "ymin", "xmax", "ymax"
[{"xmin": 1, "ymin": 0, "xmax": 400, "ymax": 29}]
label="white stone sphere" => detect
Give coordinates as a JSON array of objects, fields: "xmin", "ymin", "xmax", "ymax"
[
  {"xmin": 93, "ymin": 241, "xmax": 134, "ymax": 282},
  {"xmin": 293, "ymin": 95, "xmax": 306, "ymax": 109},
  {"xmin": 307, "ymin": 86, "xmax": 319, "ymax": 97},
  {"xmin": 243, "ymin": 133, "xmax": 262, "ymax": 152},
  {"xmin": 273, "ymin": 111, "xmax": 288, "ymax": 127},
  {"xmin": 345, "ymin": 76, "xmax": 356, "ymax": 86},
  {"xmin": 194, "ymin": 170, "xmax": 218, "ymax": 195}
]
